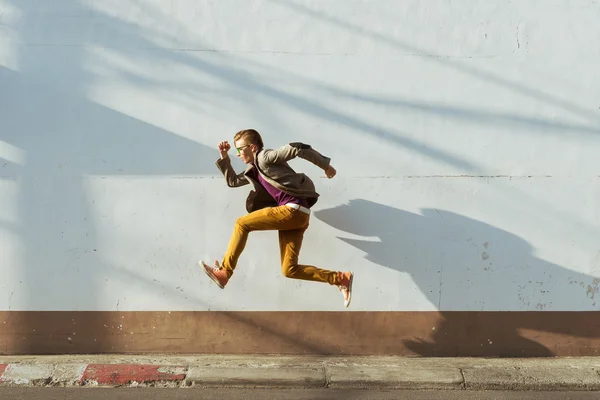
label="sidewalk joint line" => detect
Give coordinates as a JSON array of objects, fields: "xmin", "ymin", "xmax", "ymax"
[
  {"xmin": 323, "ymin": 365, "xmax": 330, "ymax": 388},
  {"xmin": 459, "ymin": 368, "xmax": 466, "ymax": 390}
]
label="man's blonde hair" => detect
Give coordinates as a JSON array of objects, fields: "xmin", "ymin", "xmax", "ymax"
[{"xmin": 234, "ymin": 129, "xmax": 264, "ymax": 150}]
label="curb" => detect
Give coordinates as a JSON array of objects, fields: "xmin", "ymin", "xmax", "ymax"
[
  {"xmin": 0, "ymin": 363, "xmax": 187, "ymax": 388},
  {"xmin": 0, "ymin": 356, "xmax": 600, "ymax": 390}
]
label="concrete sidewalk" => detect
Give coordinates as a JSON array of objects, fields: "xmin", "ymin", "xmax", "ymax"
[{"xmin": 1, "ymin": 355, "xmax": 600, "ymax": 391}]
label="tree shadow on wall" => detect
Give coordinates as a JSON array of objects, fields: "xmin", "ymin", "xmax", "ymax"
[
  {"xmin": 315, "ymin": 199, "xmax": 600, "ymax": 357},
  {"xmin": 0, "ymin": 63, "xmax": 215, "ymax": 353}
]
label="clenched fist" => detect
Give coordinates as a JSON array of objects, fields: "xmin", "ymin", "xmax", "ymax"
[
  {"xmin": 325, "ymin": 165, "xmax": 336, "ymax": 179},
  {"xmin": 218, "ymin": 141, "xmax": 231, "ymax": 159}
]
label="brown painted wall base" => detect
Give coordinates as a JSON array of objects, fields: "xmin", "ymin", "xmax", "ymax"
[{"xmin": 1, "ymin": 311, "xmax": 599, "ymax": 356}]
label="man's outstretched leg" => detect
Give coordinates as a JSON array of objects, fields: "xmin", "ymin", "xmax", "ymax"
[{"xmin": 279, "ymin": 229, "xmax": 354, "ymax": 307}]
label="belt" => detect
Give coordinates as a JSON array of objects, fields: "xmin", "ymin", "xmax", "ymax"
[{"xmin": 286, "ymin": 203, "xmax": 311, "ymax": 215}]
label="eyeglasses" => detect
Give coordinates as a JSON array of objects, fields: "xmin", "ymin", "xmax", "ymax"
[{"xmin": 236, "ymin": 144, "xmax": 251, "ymax": 154}]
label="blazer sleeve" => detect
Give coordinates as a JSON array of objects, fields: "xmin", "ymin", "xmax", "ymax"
[
  {"xmin": 215, "ymin": 157, "xmax": 250, "ymax": 188},
  {"xmin": 261, "ymin": 143, "xmax": 331, "ymax": 170}
]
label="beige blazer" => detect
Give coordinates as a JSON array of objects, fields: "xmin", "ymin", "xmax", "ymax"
[{"xmin": 215, "ymin": 143, "xmax": 331, "ymax": 211}]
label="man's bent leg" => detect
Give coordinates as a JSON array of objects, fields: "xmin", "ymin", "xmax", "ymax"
[
  {"xmin": 222, "ymin": 206, "xmax": 305, "ymax": 277},
  {"xmin": 279, "ymin": 229, "xmax": 341, "ymax": 285}
]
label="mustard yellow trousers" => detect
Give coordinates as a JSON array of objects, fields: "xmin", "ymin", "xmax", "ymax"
[{"xmin": 221, "ymin": 205, "xmax": 340, "ymax": 285}]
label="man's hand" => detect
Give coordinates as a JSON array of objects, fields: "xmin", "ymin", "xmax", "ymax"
[
  {"xmin": 218, "ymin": 141, "xmax": 231, "ymax": 159},
  {"xmin": 325, "ymin": 165, "xmax": 336, "ymax": 179}
]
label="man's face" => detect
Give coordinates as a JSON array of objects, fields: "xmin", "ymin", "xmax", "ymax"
[{"xmin": 234, "ymin": 140, "xmax": 255, "ymax": 164}]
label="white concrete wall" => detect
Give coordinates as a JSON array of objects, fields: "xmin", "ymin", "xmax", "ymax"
[{"xmin": 1, "ymin": 0, "xmax": 599, "ymax": 312}]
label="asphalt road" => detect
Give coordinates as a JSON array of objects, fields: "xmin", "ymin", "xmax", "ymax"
[{"xmin": 1, "ymin": 388, "xmax": 600, "ymax": 400}]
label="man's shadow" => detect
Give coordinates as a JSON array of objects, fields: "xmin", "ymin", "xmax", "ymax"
[{"xmin": 315, "ymin": 199, "xmax": 600, "ymax": 356}]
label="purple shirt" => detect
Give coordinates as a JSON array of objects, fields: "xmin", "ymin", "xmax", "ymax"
[{"xmin": 249, "ymin": 165, "xmax": 309, "ymax": 208}]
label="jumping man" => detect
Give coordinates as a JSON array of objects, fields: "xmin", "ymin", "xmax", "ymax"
[{"xmin": 201, "ymin": 129, "xmax": 354, "ymax": 307}]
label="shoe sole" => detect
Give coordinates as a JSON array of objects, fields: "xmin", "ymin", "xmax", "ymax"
[
  {"xmin": 200, "ymin": 261, "xmax": 225, "ymax": 289},
  {"xmin": 345, "ymin": 271, "xmax": 354, "ymax": 308}
]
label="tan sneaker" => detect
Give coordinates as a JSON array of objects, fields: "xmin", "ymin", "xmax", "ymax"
[
  {"xmin": 201, "ymin": 260, "xmax": 229, "ymax": 289},
  {"xmin": 338, "ymin": 271, "xmax": 354, "ymax": 308}
]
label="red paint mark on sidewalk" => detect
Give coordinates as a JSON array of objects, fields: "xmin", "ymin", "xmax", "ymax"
[
  {"xmin": 0, "ymin": 364, "xmax": 8, "ymax": 382},
  {"xmin": 81, "ymin": 364, "xmax": 185, "ymax": 385}
]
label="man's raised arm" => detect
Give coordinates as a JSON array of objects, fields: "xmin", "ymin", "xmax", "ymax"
[{"xmin": 215, "ymin": 140, "xmax": 249, "ymax": 188}]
